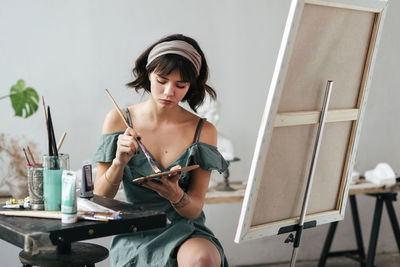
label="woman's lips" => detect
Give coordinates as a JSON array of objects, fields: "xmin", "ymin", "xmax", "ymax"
[{"xmin": 159, "ymin": 99, "xmax": 173, "ymax": 105}]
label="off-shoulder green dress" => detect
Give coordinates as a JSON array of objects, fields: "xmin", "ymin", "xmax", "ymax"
[{"xmin": 93, "ymin": 110, "xmax": 229, "ymax": 267}]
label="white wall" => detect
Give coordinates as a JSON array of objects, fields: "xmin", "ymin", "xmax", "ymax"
[{"xmin": 0, "ymin": 0, "xmax": 399, "ymax": 266}]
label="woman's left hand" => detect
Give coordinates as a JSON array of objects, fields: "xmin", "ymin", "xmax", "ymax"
[{"xmin": 140, "ymin": 165, "xmax": 184, "ymax": 203}]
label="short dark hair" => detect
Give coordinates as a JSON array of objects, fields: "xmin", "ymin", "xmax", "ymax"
[{"xmin": 126, "ymin": 34, "xmax": 216, "ymax": 112}]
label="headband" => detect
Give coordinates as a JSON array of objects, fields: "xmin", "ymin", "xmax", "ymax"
[{"xmin": 146, "ymin": 40, "xmax": 202, "ymax": 76}]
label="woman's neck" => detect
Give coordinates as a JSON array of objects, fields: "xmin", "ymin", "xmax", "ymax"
[{"xmin": 144, "ymin": 98, "xmax": 186, "ymax": 124}]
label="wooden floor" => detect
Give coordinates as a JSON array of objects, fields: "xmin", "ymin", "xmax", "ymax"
[{"xmin": 237, "ymin": 252, "xmax": 400, "ymax": 267}]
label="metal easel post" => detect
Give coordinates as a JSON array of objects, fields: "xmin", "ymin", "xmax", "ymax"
[{"xmin": 289, "ymin": 80, "xmax": 333, "ymax": 267}]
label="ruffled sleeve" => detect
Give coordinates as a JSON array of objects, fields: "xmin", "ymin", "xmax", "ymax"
[
  {"xmin": 187, "ymin": 142, "xmax": 229, "ymax": 173},
  {"xmin": 92, "ymin": 132, "xmax": 122, "ymax": 163},
  {"xmin": 175, "ymin": 142, "xmax": 229, "ymax": 189}
]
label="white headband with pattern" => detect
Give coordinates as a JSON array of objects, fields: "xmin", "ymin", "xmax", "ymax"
[{"xmin": 146, "ymin": 40, "xmax": 202, "ymax": 76}]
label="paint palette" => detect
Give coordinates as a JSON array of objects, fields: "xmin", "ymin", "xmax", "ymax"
[{"xmin": 132, "ymin": 165, "xmax": 200, "ymax": 184}]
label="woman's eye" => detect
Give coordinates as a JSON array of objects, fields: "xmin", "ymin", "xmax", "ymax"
[
  {"xmin": 176, "ymin": 83, "xmax": 189, "ymax": 89},
  {"xmin": 156, "ymin": 79, "xmax": 166, "ymax": 84}
]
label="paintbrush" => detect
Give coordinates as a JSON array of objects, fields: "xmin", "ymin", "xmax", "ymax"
[
  {"xmin": 105, "ymin": 89, "xmax": 130, "ymax": 128},
  {"xmin": 47, "ymin": 106, "xmax": 59, "ymax": 171},
  {"xmin": 105, "ymin": 89, "xmax": 161, "ymax": 173},
  {"xmin": 42, "ymin": 96, "xmax": 48, "ymax": 122},
  {"xmin": 49, "ymin": 108, "xmax": 58, "ymax": 157},
  {"xmin": 42, "ymin": 96, "xmax": 49, "ymax": 141},
  {"xmin": 22, "ymin": 148, "xmax": 31, "ymax": 165},
  {"xmin": 26, "ymin": 145, "xmax": 36, "ymax": 165},
  {"xmin": 57, "ymin": 132, "xmax": 67, "ymax": 152},
  {"xmin": 46, "ymin": 107, "xmax": 52, "ymax": 156}
]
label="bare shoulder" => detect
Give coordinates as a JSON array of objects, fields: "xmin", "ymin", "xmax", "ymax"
[
  {"xmin": 101, "ymin": 109, "xmax": 127, "ymax": 134},
  {"xmin": 197, "ymin": 119, "xmax": 217, "ymax": 146},
  {"xmin": 129, "ymin": 102, "xmax": 145, "ymax": 118}
]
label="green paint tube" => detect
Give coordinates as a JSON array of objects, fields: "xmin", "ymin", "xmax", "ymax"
[{"xmin": 61, "ymin": 170, "xmax": 77, "ymax": 224}]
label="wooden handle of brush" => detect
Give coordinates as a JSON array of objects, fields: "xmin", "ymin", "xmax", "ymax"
[
  {"xmin": 105, "ymin": 89, "xmax": 130, "ymax": 128},
  {"xmin": 57, "ymin": 132, "xmax": 67, "ymax": 152}
]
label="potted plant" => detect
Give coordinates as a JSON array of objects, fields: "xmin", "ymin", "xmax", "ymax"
[{"xmin": 0, "ymin": 80, "xmax": 40, "ymax": 198}]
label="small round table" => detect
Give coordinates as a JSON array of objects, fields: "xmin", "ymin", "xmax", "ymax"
[{"xmin": 19, "ymin": 242, "xmax": 109, "ymax": 267}]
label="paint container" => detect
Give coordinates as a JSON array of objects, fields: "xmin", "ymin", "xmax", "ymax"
[
  {"xmin": 43, "ymin": 154, "xmax": 70, "ymax": 211},
  {"xmin": 27, "ymin": 164, "xmax": 44, "ymax": 210},
  {"xmin": 80, "ymin": 162, "xmax": 94, "ymax": 199},
  {"xmin": 61, "ymin": 170, "xmax": 77, "ymax": 224}
]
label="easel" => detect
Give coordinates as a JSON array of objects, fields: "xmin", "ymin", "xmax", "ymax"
[
  {"xmin": 284, "ymin": 81, "xmax": 334, "ymax": 266},
  {"xmin": 234, "ymin": 2, "xmax": 389, "ymax": 265}
]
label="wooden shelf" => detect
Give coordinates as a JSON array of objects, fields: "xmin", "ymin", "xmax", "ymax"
[{"xmin": 205, "ymin": 182, "xmax": 246, "ymax": 204}]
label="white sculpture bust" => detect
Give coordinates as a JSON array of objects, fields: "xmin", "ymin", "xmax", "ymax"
[{"xmin": 195, "ymin": 97, "xmax": 235, "ymax": 161}]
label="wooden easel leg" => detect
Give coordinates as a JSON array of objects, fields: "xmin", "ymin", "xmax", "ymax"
[
  {"xmin": 318, "ymin": 221, "xmax": 338, "ymax": 267},
  {"xmin": 366, "ymin": 195, "xmax": 384, "ymax": 267},
  {"xmin": 384, "ymin": 193, "xmax": 400, "ymax": 252},
  {"xmin": 350, "ymin": 195, "xmax": 366, "ymax": 267}
]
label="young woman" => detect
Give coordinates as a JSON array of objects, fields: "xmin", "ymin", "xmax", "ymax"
[{"xmin": 93, "ymin": 34, "xmax": 229, "ymax": 267}]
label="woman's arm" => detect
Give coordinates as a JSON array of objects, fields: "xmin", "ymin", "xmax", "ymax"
[
  {"xmin": 94, "ymin": 110, "xmax": 140, "ymax": 198},
  {"xmin": 95, "ymin": 161, "xmax": 124, "ymax": 198},
  {"xmin": 175, "ymin": 167, "xmax": 212, "ymax": 218},
  {"xmin": 141, "ymin": 120, "xmax": 217, "ymax": 219}
]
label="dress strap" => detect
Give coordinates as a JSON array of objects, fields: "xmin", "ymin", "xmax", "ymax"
[
  {"xmin": 124, "ymin": 108, "xmax": 133, "ymax": 128},
  {"xmin": 193, "ymin": 118, "xmax": 206, "ymax": 143}
]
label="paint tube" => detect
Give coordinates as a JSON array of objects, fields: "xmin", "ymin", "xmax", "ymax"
[
  {"xmin": 61, "ymin": 170, "xmax": 77, "ymax": 224},
  {"xmin": 80, "ymin": 162, "xmax": 94, "ymax": 199}
]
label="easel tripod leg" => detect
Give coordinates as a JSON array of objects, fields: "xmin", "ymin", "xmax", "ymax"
[
  {"xmin": 317, "ymin": 221, "xmax": 338, "ymax": 267},
  {"xmin": 366, "ymin": 195, "xmax": 384, "ymax": 267},
  {"xmin": 290, "ymin": 81, "xmax": 333, "ymax": 267},
  {"xmin": 384, "ymin": 193, "xmax": 400, "ymax": 252},
  {"xmin": 350, "ymin": 195, "xmax": 366, "ymax": 266}
]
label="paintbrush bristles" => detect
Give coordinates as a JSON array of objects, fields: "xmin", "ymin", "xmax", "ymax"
[
  {"xmin": 46, "ymin": 108, "xmax": 52, "ymax": 156},
  {"xmin": 47, "ymin": 106, "xmax": 58, "ymax": 157},
  {"xmin": 105, "ymin": 89, "xmax": 130, "ymax": 128}
]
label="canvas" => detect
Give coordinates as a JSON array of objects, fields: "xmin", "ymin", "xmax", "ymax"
[{"xmin": 235, "ymin": 0, "xmax": 389, "ymax": 243}]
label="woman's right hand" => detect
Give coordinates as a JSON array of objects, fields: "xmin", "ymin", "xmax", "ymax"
[{"xmin": 113, "ymin": 127, "xmax": 140, "ymax": 167}]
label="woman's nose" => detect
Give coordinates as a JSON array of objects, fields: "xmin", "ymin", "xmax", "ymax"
[{"xmin": 163, "ymin": 83, "xmax": 175, "ymax": 97}]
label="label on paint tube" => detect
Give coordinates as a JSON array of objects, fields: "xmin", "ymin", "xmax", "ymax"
[{"xmin": 62, "ymin": 170, "xmax": 77, "ymax": 224}]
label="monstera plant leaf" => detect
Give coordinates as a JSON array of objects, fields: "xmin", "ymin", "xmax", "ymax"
[{"xmin": 9, "ymin": 79, "xmax": 39, "ymax": 118}]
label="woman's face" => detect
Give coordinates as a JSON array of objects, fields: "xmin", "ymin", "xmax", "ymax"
[{"xmin": 149, "ymin": 69, "xmax": 190, "ymax": 108}]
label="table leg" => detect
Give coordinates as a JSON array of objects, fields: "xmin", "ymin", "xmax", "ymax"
[
  {"xmin": 366, "ymin": 195, "xmax": 384, "ymax": 267},
  {"xmin": 350, "ymin": 195, "xmax": 366, "ymax": 267},
  {"xmin": 384, "ymin": 193, "xmax": 400, "ymax": 252},
  {"xmin": 318, "ymin": 221, "xmax": 338, "ymax": 267}
]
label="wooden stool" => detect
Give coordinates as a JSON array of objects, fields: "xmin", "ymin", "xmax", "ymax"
[{"xmin": 19, "ymin": 242, "xmax": 109, "ymax": 267}]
